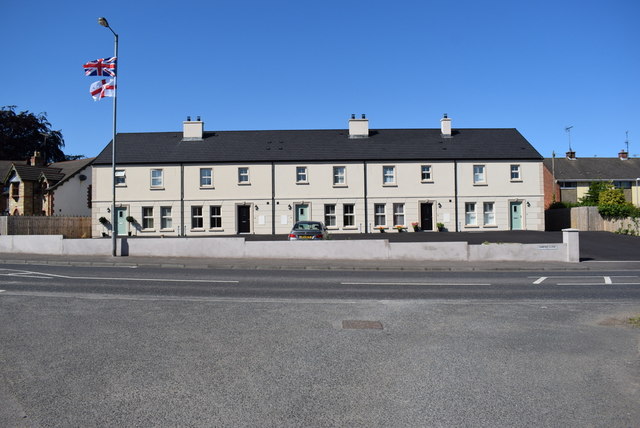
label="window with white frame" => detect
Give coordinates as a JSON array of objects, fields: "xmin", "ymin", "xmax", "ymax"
[
  {"xmin": 383, "ymin": 166, "xmax": 396, "ymax": 185},
  {"xmin": 191, "ymin": 206, "xmax": 203, "ymax": 229},
  {"xmin": 473, "ymin": 165, "xmax": 485, "ymax": 184},
  {"xmin": 510, "ymin": 164, "xmax": 521, "ymax": 181},
  {"xmin": 296, "ymin": 166, "xmax": 308, "ymax": 183},
  {"xmin": 421, "ymin": 165, "xmax": 432, "ymax": 182},
  {"xmin": 200, "ymin": 168, "xmax": 213, "ymax": 187},
  {"xmin": 160, "ymin": 207, "xmax": 172, "ymax": 229},
  {"xmin": 210, "ymin": 205, "xmax": 222, "ymax": 228},
  {"xmin": 393, "ymin": 203, "xmax": 405, "ymax": 226},
  {"xmin": 333, "ymin": 166, "xmax": 346, "ymax": 186},
  {"xmin": 324, "ymin": 204, "xmax": 336, "ymax": 227},
  {"xmin": 374, "ymin": 204, "xmax": 386, "ymax": 226},
  {"xmin": 238, "ymin": 167, "xmax": 250, "ymax": 184},
  {"xmin": 142, "ymin": 207, "xmax": 154, "ymax": 229},
  {"xmin": 465, "ymin": 202, "xmax": 477, "ymax": 225},
  {"xmin": 343, "ymin": 204, "xmax": 355, "ymax": 227},
  {"xmin": 115, "ymin": 169, "xmax": 126, "ymax": 185},
  {"xmin": 483, "ymin": 202, "xmax": 495, "ymax": 225},
  {"xmin": 150, "ymin": 169, "xmax": 163, "ymax": 188}
]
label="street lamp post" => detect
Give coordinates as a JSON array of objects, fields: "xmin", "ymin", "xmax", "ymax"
[{"xmin": 98, "ymin": 17, "xmax": 118, "ymax": 257}]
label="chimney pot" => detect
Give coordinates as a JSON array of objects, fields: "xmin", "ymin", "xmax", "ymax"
[
  {"xmin": 362, "ymin": 114, "xmax": 366, "ymax": 119},
  {"xmin": 619, "ymin": 150, "xmax": 629, "ymax": 160},
  {"xmin": 183, "ymin": 117, "xmax": 204, "ymax": 141},
  {"xmin": 440, "ymin": 114, "xmax": 452, "ymax": 137},
  {"xmin": 197, "ymin": 116, "xmax": 201, "ymax": 122},
  {"xmin": 348, "ymin": 114, "xmax": 369, "ymax": 139},
  {"xmin": 566, "ymin": 151, "xmax": 576, "ymax": 160}
]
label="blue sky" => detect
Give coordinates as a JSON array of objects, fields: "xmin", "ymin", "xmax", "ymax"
[{"xmin": 2, "ymin": 0, "xmax": 638, "ymax": 159}]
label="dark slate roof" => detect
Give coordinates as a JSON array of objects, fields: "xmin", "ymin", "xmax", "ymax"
[
  {"xmin": 543, "ymin": 157, "xmax": 640, "ymax": 181},
  {"xmin": 93, "ymin": 128, "xmax": 542, "ymax": 165},
  {"xmin": 0, "ymin": 160, "xmax": 26, "ymax": 184},
  {"xmin": 12, "ymin": 165, "xmax": 62, "ymax": 182},
  {"xmin": 47, "ymin": 157, "xmax": 95, "ymax": 190}
]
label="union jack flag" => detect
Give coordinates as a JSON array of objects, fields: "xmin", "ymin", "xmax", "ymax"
[{"xmin": 83, "ymin": 57, "xmax": 117, "ymax": 77}]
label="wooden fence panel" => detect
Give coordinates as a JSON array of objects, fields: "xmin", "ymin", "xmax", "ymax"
[{"xmin": 2, "ymin": 216, "xmax": 91, "ymax": 239}]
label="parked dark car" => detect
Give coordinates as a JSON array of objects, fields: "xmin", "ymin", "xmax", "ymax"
[{"xmin": 288, "ymin": 221, "xmax": 329, "ymax": 241}]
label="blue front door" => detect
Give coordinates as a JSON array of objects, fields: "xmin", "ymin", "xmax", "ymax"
[
  {"xmin": 115, "ymin": 207, "xmax": 128, "ymax": 236},
  {"xmin": 295, "ymin": 204, "xmax": 309, "ymax": 221},
  {"xmin": 510, "ymin": 202, "xmax": 522, "ymax": 230}
]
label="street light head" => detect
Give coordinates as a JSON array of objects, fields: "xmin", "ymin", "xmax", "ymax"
[{"xmin": 98, "ymin": 17, "xmax": 109, "ymax": 28}]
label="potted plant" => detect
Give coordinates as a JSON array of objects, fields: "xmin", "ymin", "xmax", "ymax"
[
  {"xmin": 374, "ymin": 226, "xmax": 387, "ymax": 233},
  {"xmin": 394, "ymin": 225, "xmax": 407, "ymax": 232},
  {"xmin": 411, "ymin": 222, "xmax": 420, "ymax": 232},
  {"xmin": 436, "ymin": 222, "xmax": 445, "ymax": 232}
]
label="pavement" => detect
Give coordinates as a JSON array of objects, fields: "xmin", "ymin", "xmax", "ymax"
[{"xmin": 0, "ymin": 231, "xmax": 638, "ymax": 272}]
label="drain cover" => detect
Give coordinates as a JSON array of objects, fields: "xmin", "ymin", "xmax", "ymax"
[{"xmin": 342, "ymin": 320, "xmax": 383, "ymax": 330}]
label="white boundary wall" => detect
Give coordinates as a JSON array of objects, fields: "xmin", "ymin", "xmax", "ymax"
[{"xmin": 0, "ymin": 230, "xmax": 580, "ymax": 262}]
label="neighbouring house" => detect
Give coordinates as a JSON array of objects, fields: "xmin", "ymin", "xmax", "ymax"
[
  {"xmin": 91, "ymin": 114, "xmax": 545, "ymax": 237},
  {"xmin": 543, "ymin": 150, "xmax": 640, "ymax": 207},
  {"xmin": 2, "ymin": 152, "xmax": 95, "ymax": 216},
  {"xmin": 0, "ymin": 159, "xmax": 27, "ymax": 214}
]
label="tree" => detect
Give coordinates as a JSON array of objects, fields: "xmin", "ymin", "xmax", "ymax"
[
  {"xmin": 579, "ymin": 181, "xmax": 613, "ymax": 206},
  {"xmin": 0, "ymin": 105, "xmax": 67, "ymax": 163},
  {"xmin": 598, "ymin": 187, "xmax": 626, "ymax": 206}
]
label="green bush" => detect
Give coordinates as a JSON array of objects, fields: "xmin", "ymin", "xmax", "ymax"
[
  {"xmin": 599, "ymin": 203, "xmax": 640, "ymax": 219},
  {"xmin": 580, "ymin": 181, "xmax": 613, "ymax": 206},
  {"xmin": 599, "ymin": 188, "xmax": 626, "ymax": 205}
]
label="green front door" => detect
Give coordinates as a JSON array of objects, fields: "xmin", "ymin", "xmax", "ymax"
[
  {"xmin": 295, "ymin": 204, "xmax": 309, "ymax": 222},
  {"xmin": 510, "ymin": 202, "xmax": 522, "ymax": 230},
  {"xmin": 115, "ymin": 207, "xmax": 128, "ymax": 236}
]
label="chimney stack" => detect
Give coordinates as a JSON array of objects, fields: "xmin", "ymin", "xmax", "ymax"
[
  {"xmin": 183, "ymin": 116, "xmax": 204, "ymax": 141},
  {"xmin": 440, "ymin": 113, "xmax": 452, "ymax": 138},
  {"xmin": 619, "ymin": 149, "xmax": 629, "ymax": 160},
  {"xmin": 348, "ymin": 114, "xmax": 369, "ymax": 139},
  {"xmin": 30, "ymin": 151, "xmax": 44, "ymax": 166}
]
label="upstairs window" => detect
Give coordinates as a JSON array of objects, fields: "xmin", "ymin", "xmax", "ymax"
[
  {"xmin": 421, "ymin": 165, "xmax": 432, "ymax": 182},
  {"xmin": 473, "ymin": 165, "xmax": 485, "ymax": 184},
  {"xmin": 150, "ymin": 169, "xmax": 163, "ymax": 188},
  {"xmin": 333, "ymin": 166, "xmax": 346, "ymax": 186},
  {"xmin": 296, "ymin": 166, "xmax": 308, "ymax": 183},
  {"xmin": 510, "ymin": 164, "xmax": 521, "ymax": 181},
  {"xmin": 200, "ymin": 168, "xmax": 213, "ymax": 187},
  {"xmin": 115, "ymin": 169, "xmax": 126, "ymax": 186},
  {"xmin": 383, "ymin": 166, "xmax": 396, "ymax": 185},
  {"xmin": 238, "ymin": 167, "xmax": 250, "ymax": 184}
]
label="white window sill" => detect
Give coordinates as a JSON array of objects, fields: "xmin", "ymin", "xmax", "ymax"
[
  {"xmin": 383, "ymin": 184, "xmax": 398, "ymax": 187},
  {"xmin": 160, "ymin": 228, "xmax": 175, "ymax": 232},
  {"xmin": 150, "ymin": 187, "xmax": 165, "ymax": 190},
  {"xmin": 238, "ymin": 182, "xmax": 251, "ymax": 186},
  {"xmin": 190, "ymin": 228, "xmax": 205, "ymax": 232},
  {"xmin": 473, "ymin": 183, "xmax": 488, "ymax": 186},
  {"xmin": 333, "ymin": 184, "xmax": 348, "ymax": 188},
  {"xmin": 510, "ymin": 179, "xmax": 523, "ymax": 183},
  {"xmin": 208, "ymin": 228, "xmax": 224, "ymax": 232},
  {"xmin": 296, "ymin": 182, "xmax": 309, "ymax": 185},
  {"xmin": 342, "ymin": 226, "xmax": 358, "ymax": 230},
  {"xmin": 199, "ymin": 186, "xmax": 215, "ymax": 190},
  {"xmin": 465, "ymin": 225, "xmax": 480, "ymax": 228},
  {"xmin": 483, "ymin": 224, "xmax": 498, "ymax": 228},
  {"xmin": 420, "ymin": 180, "xmax": 434, "ymax": 184}
]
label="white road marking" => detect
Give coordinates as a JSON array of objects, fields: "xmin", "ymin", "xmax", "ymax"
[
  {"xmin": 533, "ymin": 277, "xmax": 547, "ymax": 285},
  {"xmin": 604, "ymin": 276, "xmax": 612, "ymax": 285},
  {"xmin": 341, "ymin": 282, "xmax": 491, "ymax": 286},
  {"xmin": 0, "ymin": 269, "xmax": 238, "ymax": 284}
]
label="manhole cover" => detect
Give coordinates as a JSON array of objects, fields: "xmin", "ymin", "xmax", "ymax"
[{"xmin": 342, "ymin": 320, "xmax": 383, "ymax": 330}]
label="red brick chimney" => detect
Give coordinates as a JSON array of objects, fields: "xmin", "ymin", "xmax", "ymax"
[{"xmin": 30, "ymin": 151, "xmax": 44, "ymax": 166}]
